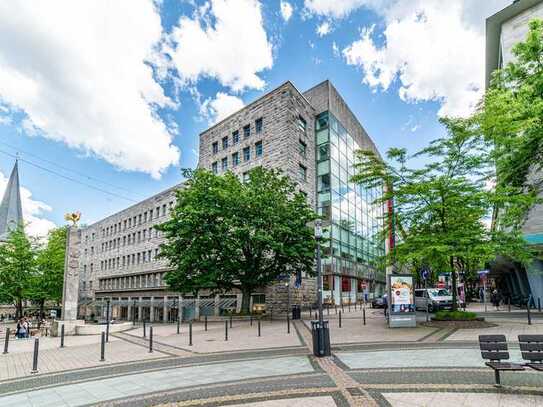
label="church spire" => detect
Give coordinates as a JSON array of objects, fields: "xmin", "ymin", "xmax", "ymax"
[{"xmin": 0, "ymin": 160, "xmax": 24, "ymax": 241}]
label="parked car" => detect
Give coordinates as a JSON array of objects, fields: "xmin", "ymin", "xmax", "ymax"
[
  {"xmin": 415, "ymin": 288, "xmax": 460, "ymax": 312},
  {"xmin": 371, "ymin": 296, "xmax": 386, "ymax": 308}
]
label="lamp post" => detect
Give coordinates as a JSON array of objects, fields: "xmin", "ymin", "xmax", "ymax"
[{"xmin": 312, "ymin": 220, "xmax": 330, "ymax": 357}]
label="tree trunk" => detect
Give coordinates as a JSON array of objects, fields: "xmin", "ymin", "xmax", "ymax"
[
  {"xmin": 16, "ymin": 298, "xmax": 23, "ymax": 319},
  {"xmin": 450, "ymin": 256, "xmax": 458, "ymax": 311},
  {"xmin": 241, "ymin": 289, "xmax": 252, "ymax": 314}
]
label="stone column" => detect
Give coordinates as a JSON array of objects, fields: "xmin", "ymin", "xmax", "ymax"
[
  {"xmin": 138, "ymin": 297, "xmax": 143, "ymax": 321},
  {"xmin": 163, "ymin": 298, "xmax": 168, "ymax": 323},
  {"xmin": 127, "ymin": 297, "xmax": 132, "ymax": 321},
  {"xmin": 333, "ymin": 275, "xmax": 341, "ymax": 305},
  {"xmin": 214, "ymin": 294, "xmax": 220, "ymax": 316},
  {"xmin": 150, "ymin": 297, "xmax": 155, "ymax": 322},
  {"xmin": 61, "ymin": 226, "xmax": 81, "ymax": 321},
  {"xmin": 195, "ymin": 295, "xmax": 200, "ymax": 320}
]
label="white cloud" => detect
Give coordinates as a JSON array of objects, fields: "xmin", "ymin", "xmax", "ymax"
[
  {"xmin": 165, "ymin": 0, "xmax": 273, "ymax": 92},
  {"xmin": 343, "ymin": 0, "xmax": 510, "ymax": 117},
  {"xmin": 280, "ymin": 1, "xmax": 293, "ymax": 22},
  {"xmin": 304, "ymin": 0, "xmax": 384, "ymax": 19},
  {"xmin": 332, "ymin": 41, "xmax": 340, "ymax": 57},
  {"xmin": 200, "ymin": 92, "xmax": 245, "ymax": 124},
  {"xmin": 0, "ymin": 169, "xmax": 56, "ymax": 238},
  {"xmin": 0, "ymin": 1, "xmax": 180, "ymax": 179},
  {"xmin": 316, "ymin": 21, "xmax": 332, "ymax": 37}
]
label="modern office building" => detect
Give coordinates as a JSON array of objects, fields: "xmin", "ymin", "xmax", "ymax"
[
  {"xmin": 78, "ymin": 80, "xmax": 386, "ymax": 321},
  {"xmin": 486, "ymin": 0, "xmax": 543, "ymax": 300}
]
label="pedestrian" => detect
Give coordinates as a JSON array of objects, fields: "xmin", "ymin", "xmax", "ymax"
[
  {"xmin": 491, "ymin": 289, "xmax": 500, "ymax": 311},
  {"xmin": 479, "ymin": 287, "xmax": 485, "ymax": 304}
]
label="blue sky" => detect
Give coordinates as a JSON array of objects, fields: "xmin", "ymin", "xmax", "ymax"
[{"xmin": 0, "ymin": 0, "xmax": 511, "ymax": 236}]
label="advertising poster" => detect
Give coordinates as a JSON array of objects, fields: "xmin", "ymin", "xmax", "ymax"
[{"xmin": 390, "ymin": 275, "xmax": 415, "ymax": 313}]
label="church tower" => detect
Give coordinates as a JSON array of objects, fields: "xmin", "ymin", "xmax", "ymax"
[{"xmin": 0, "ymin": 160, "xmax": 24, "ymax": 241}]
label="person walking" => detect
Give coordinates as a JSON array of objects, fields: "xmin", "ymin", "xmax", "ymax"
[{"xmin": 491, "ymin": 289, "xmax": 500, "ymax": 311}]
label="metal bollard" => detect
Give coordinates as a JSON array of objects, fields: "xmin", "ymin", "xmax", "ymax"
[
  {"xmin": 60, "ymin": 324, "xmax": 65, "ymax": 348},
  {"xmin": 363, "ymin": 308, "xmax": 366, "ymax": 326},
  {"xmin": 225, "ymin": 320, "xmax": 228, "ymax": 341},
  {"xmin": 250, "ymin": 315, "xmax": 253, "ymax": 326},
  {"xmin": 177, "ymin": 318, "xmax": 180, "ymax": 335},
  {"xmin": 270, "ymin": 310, "xmax": 273, "ymax": 322},
  {"xmin": 100, "ymin": 332, "xmax": 105, "ymax": 361},
  {"xmin": 508, "ymin": 297, "xmax": 511, "ymax": 312},
  {"xmin": 539, "ymin": 298, "xmax": 541, "ymax": 313},
  {"xmin": 287, "ymin": 316, "xmax": 290, "ymax": 334},
  {"xmin": 348, "ymin": 302, "xmax": 351, "ymax": 312},
  {"xmin": 341, "ymin": 303, "xmax": 344, "ymax": 312},
  {"xmin": 339, "ymin": 310, "xmax": 342, "ymax": 328},
  {"xmin": 527, "ymin": 303, "xmax": 532, "ymax": 325},
  {"xmin": 258, "ymin": 319, "xmax": 261, "ymax": 337},
  {"xmin": 229, "ymin": 314, "xmax": 233, "ymax": 328},
  {"xmin": 355, "ymin": 301, "xmax": 357, "ymax": 311},
  {"xmin": 335, "ymin": 305, "xmax": 337, "ymax": 314},
  {"xmin": 143, "ymin": 320, "xmax": 146, "ymax": 338},
  {"xmin": 189, "ymin": 321, "xmax": 193, "ymax": 346},
  {"xmin": 3, "ymin": 328, "xmax": 10, "ymax": 354},
  {"xmin": 205, "ymin": 315, "xmax": 208, "ymax": 331},
  {"xmin": 30, "ymin": 338, "xmax": 39, "ymax": 374},
  {"xmin": 149, "ymin": 326, "xmax": 153, "ymax": 353}
]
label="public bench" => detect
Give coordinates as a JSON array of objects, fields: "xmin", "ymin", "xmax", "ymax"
[
  {"xmin": 518, "ymin": 334, "xmax": 543, "ymax": 372},
  {"xmin": 479, "ymin": 334, "xmax": 524, "ymax": 386}
]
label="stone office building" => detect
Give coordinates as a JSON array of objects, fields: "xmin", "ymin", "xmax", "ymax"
[{"xmin": 78, "ymin": 80, "xmax": 385, "ymax": 321}]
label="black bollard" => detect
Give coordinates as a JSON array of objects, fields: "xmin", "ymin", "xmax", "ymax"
[
  {"xmin": 205, "ymin": 315, "xmax": 208, "ymax": 331},
  {"xmin": 270, "ymin": 309, "xmax": 273, "ymax": 322},
  {"xmin": 258, "ymin": 319, "xmax": 261, "ymax": 337},
  {"xmin": 539, "ymin": 298, "xmax": 541, "ymax": 313},
  {"xmin": 341, "ymin": 303, "xmax": 344, "ymax": 312},
  {"xmin": 287, "ymin": 316, "xmax": 290, "ymax": 334},
  {"xmin": 250, "ymin": 315, "xmax": 253, "ymax": 326},
  {"xmin": 149, "ymin": 326, "xmax": 153, "ymax": 353},
  {"xmin": 508, "ymin": 297, "xmax": 511, "ymax": 312},
  {"xmin": 225, "ymin": 320, "xmax": 228, "ymax": 341},
  {"xmin": 527, "ymin": 302, "xmax": 532, "ymax": 325},
  {"xmin": 30, "ymin": 338, "xmax": 39, "ymax": 374},
  {"xmin": 348, "ymin": 302, "xmax": 351, "ymax": 312},
  {"xmin": 363, "ymin": 307, "xmax": 366, "ymax": 326},
  {"xmin": 60, "ymin": 324, "xmax": 65, "ymax": 348},
  {"xmin": 3, "ymin": 327, "xmax": 10, "ymax": 354},
  {"xmin": 339, "ymin": 310, "xmax": 342, "ymax": 328},
  {"xmin": 335, "ymin": 304, "xmax": 337, "ymax": 314},
  {"xmin": 100, "ymin": 332, "xmax": 105, "ymax": 362},
  {"xmin": 189, "ymin": 321, "xmax": 193, "ymax": 346},
  {"xmin": 355, "ymin": 301, "xmax": 357, "ymax": 311},
  {"xmin": 177, "ymin": 318, "xmax": 180, "ymax": 335},
  {"xmin": 106, "ymin": 300, "xmax": 111, "ymax": 343},
  {"xmin": 229, "ymin": 314, "xmax": 233, "ymax": 328},
  {"xmin": 132, "ymin": 299, "xmax": 137, "ymax": 326},
  {"xmin": 143, "ymin": 320, "xmax": 146, "ymax": 338}
]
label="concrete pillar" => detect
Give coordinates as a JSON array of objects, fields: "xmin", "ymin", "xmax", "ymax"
[
  {"xmin": 150, "ymin": 297, "xmax": 155, "ymax": 322},
  {"xmin": 236, "ymin": 293, "xmax": 243, "ymax": 313},
  {"xmin": 179, "ymin": 295, "xmax": 183, "ymax": 322},
  {"xmin": 127, "ymin": 297, "xmax": 132, "ymax": 321},
  {"xmin": 351, "ymin": 277, "xmax": 357, "ymax": 303},
  {"xmin": 195, "ymin": 295, "xmax": 200, "ymax": 320},
  {"xmin": 334, "ymin": 275, "xmax": 341, "ymax": 305},
  {"xmin": 138, "ymin": 297, "xmax": 142, "ymax": 321},
  {"xmin": 163, "ymin": 297, "xmax": 168, "ymax": 323},
  {"xmin": 214, "ymin": 294, "xmax": 220, "ymax": 316}
]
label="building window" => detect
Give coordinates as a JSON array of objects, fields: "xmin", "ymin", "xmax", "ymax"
[
  {"xmin": 222, "ymin": 136, "xmax": 229, "ymax": 150},
  {"xmin": 297, "ymin": 115, "xmax": 307, "ymax": 134},
  {"xmin": 221, "ymin": 157, "xmax": 228, "ymax": 171},
  {"xmin": 298, "ymin": 164, "xmax": 307, "ymax": 182},
  {"xmin": 212, "ymin": 141, "xmax": 219, "ymax": 154},
  {"xmin": 255, "ymin": 118, "xmax": 263, "ymax": 133},
  {"xmin": 243, "ymin": 124, "xmax": 251, "ymax": 138},
  {"xmin": 232, "ymin": 152, "xmax": 240, "ymax": 166},
  {"xmin": 243, "ymin": 146, "xmax": 250, "ymax": 162},
  {"xmin": 212, "ymin": 161, "xmax": 218, "ymax": 174},
  {"xmin": 255, "ymin": 141, "xmax": 263, "ymax": 157},
  {"xmin": 299, "ymin": 139, "xmax": 307, "ymax": 158},
  {"xmin": 232, "ymin": 130, "xmax": 239, "ymax": 144}
]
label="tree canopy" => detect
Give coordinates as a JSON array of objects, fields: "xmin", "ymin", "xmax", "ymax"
[{"xmin": 156, "ymin": 167, "xmax": 318, "ymax": 312}]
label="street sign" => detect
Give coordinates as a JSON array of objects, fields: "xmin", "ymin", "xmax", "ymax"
[{"xmin": 421, "ymin": 269, "xmax": 429, "ymax": 280}]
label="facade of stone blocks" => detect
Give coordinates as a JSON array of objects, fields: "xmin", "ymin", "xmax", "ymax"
[{"xmin": 77, "ymin": 79, "xmax": 384, "ymax": 320}]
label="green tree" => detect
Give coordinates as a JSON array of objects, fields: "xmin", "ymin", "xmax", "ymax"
[
  {"xmin": 0, "ymin": 226, "xmax": 37, "ymax": 318},
  {"xmin": 478, "ymin": 19, "xmax": 543, "ymax": 230},
  {"xmin": 30, "ymin": 227, "xmax": 67, "ymax": 319},
  {"xmin": 157, "ymin": 167, "xmax": 318, "ymax": 313},
  {"xmin": 352, "ymin": 118, "xmax": 532, "ymax": 310}
]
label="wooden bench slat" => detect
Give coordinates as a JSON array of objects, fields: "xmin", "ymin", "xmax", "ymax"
[
  {"xmin": 480, "ymin": 343, "xmax": 508, "ymax": 351},
  {"xmin": 519, "ymin": 335, "xmax": 543, "ymax": 343},
  {"xmin": 520, "ymin": 342, "xmax": 543, "ymax": 352},
  {"xmin": 479, "ymin": 334, "xmax": 507, "ymax": 342},
  {"xmin": 481, "ymin": 351, "xmax": 510, "ymax": 360}
]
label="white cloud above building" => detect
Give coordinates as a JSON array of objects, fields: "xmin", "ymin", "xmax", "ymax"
[
  {"xmin": 0, "ymin": 0, "xmax": 180, "ymax": 179},
  {"xmin": 280, "ymin": 1, "xmax": 293, "ymax": 22},
  {"xmin": 200, "ymin": 92, "xmax": 245, "ymax": 124}
]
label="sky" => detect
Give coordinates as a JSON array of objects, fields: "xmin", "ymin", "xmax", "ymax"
[{"xmin": 0, "ymin": 0, "xmax": 513, "ymax": 237}]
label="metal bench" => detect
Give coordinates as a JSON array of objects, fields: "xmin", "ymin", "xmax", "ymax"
[
  {"xmin": 519, "ymin": 335, "xmax": 543, "ymax": 372},
  {"xmin": 479, "ymin": 334, "xmax": 524, "ymax": 386}
]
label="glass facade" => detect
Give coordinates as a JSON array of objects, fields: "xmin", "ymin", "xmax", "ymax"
[{"xmin": 315, "ymin": 111, "xmax": 385, "ymax": 282}]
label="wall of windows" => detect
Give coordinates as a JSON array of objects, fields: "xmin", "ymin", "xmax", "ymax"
[{"xmin": 315, "ymin": 111, "xmax": 385, "ymax": 281}]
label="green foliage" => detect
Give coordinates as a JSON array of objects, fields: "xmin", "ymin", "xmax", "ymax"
[
  {"xmin": 478, "ymin": 19, "xmax": 543, "ymax": 229},
  {"xmin": 156, "ymin": 167, "xmax": 319, "ymax": 312},
  {"xmin": 31, "ymin": 227, "xmax": 67, "ymax": 305},
  {"xmin": 0, "ymin": 225, "xmax": 37, "ymax": 317},
  {"xmin": 352, "ymin": 118, "xmax": 532, "ymax": 310},
  {"xmin": 434, "ymin": 310, "xmax": 477, "ymax": 321}
]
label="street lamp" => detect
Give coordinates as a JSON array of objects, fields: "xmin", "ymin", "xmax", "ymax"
[{"xmin": 312, "ymin": 220, "xmax": 330, "ymax": 357}]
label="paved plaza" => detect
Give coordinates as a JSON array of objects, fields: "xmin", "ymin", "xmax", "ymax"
[{"xmin": 1, "ymin": 310, "xmax": 542, "ymax": 406}]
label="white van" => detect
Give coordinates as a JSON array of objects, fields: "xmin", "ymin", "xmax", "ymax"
[{"xmin": 414, "ymin": 288, "xmax": 453, "ymax": 312}]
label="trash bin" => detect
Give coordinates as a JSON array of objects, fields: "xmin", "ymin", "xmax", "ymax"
[
  {"xmin": 292, "ymin": 305, "xmax": 301, "ymax": 320},
  {"xmin": 310, "ymin": 320, "xmax": 331, "ymax": 357}
]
